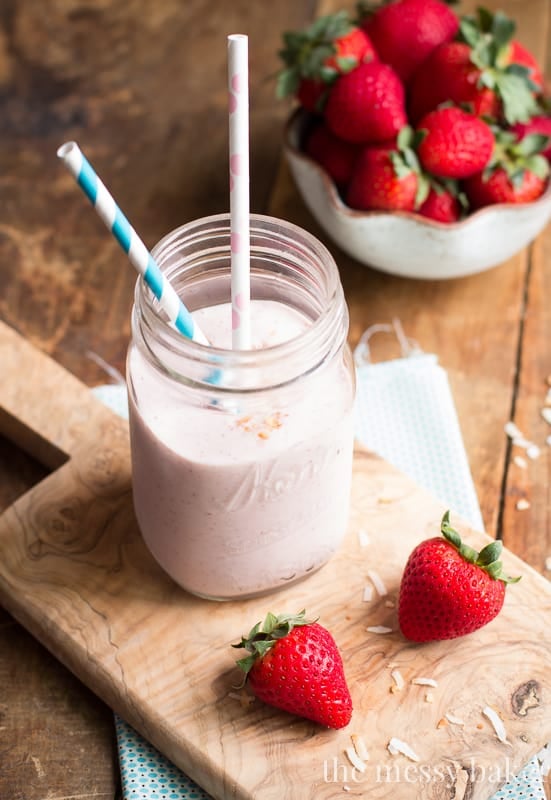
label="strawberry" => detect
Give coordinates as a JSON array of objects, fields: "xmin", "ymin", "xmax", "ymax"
[
  {"xmin": 409, "ymin": 8, "xmax": 540, "ymax": 125},
  {"xmin": 466, "ymin": 168, "xmax": 547, "ymax": 207},
  {"xmin": 416, "ymin": 106, "xmax": 494, "ymax": 179},
  {"xmin": 233, "ymin": 610, "xmax": 352, "ymax": 729},
  {"xmin": 304, "ymin": 122, "xmax": 361, "ymax": 186},
  {"xmin": 418, "ymin": 179, "xmax": 466, "ymax": 222},
  {"xmin": 465, "ymin": 128, "xmax": 550, "ymax": 208},
  {"xmin": 277, "ymin": 11, "xmax": 377, "ymax": 113},
  {"xmin": 346, "ymin": 127, "xmax": 429, "ymax": 211},
  {"xmin": 324, "ymin": 61, "xmax": 407, "ymax": 144},
  {"xmin": 398, "ymin": 511, "xmax": 520, "ymax": 642},
  {"xmin": 409, "ymin": 42, "xmax": 499, "ymax": 122},
  {"xmin": 511, "ymin": 115, "xmax": 551, "ymax": 160},
  {"xmin": 359, "ymin": 0, "xmax": 459, "ymax": 84}
]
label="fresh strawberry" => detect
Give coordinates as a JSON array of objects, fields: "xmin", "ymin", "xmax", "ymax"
[
  {"xmin": 398, "ymin": 511, "xmax": 520, "ymax": 642},
  {"xmin": 324, "ymin": 61, "xmax": 407, "ymax": 143},
  {"xmin": 304, "ymin": 122, "xmax": 361, "ymax": 186},
  {"xmin": 409, "ymin": 8, "xmax": 540, "ymax": 124},
  {"xmin": 233, "ymin": 610, "xmax": 352, "ymax": 729},
  {"xmin": 466, "ymin": 168, "xmax": 547, "ymax": 207},
  {"xmin": 511, "ymin": 115, "xmax": 551, "ymax": 160},
  {"xmin": 346, "ymin": 127, "xmax": 429, "ymax": 211},
  {"xmin": 418, "ymin": 179, "xmax": 466, "ymax": 222},
  {"xmin": 465, "ymin": 128, "xmax": 550, "ymax": 207},
  {"xmin": 359, "ymin": 0, "xmax": 459, "ymax": 84},
  {"xmin": 277, "ymin": 12, "xmax": 377, "ymax": 113},
  {"xmin": 416, "ymin": 106, "xmax": 494, "ymax": 179},
  {"xmin": 409, "ymin": 42, "xmax": 498, "ymax": 122}
]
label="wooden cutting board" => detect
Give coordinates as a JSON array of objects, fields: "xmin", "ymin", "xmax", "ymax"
[{"xmin": 1, "ymin": 319, "xmax": 550, "ymax": 800}]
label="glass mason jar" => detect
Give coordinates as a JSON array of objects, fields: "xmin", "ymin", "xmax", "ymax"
[{"xmin": 127, "ymin": 213, "xmax": 356, "ymax": 601}]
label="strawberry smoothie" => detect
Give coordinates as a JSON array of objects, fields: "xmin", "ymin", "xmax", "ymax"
[
  {"xmin": 128, "ymin": 299, "xmax": 354, "ymax": 600},
  {"xmin": 126, "ymin": 214, "xmax": 355, "ymax": 600}
]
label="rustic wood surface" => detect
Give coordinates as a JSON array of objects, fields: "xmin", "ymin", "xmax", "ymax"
[
  {"xmin": 1, "ymin": 326, "xmax": 550, "ymax": 800},
  {"xmin": 0, "ymin": 0, "xmax": 549, "ymax": 798}
]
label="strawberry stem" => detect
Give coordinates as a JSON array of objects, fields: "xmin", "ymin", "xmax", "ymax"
[
  {"xmin": 232, "ymin": 610, "xmax": 315, "ymax": 677},
  {"xmin": 440, "ymin": 511, "xmax": 521, "ymax": 584},
  {"xmin": 277, "ymin": 11, "xmax": 356, "ymax": 99},
  {"xmin": 458, "ymin": 8, "xmax": 539, "ymax": 124}
]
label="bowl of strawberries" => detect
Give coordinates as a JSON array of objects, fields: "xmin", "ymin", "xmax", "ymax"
[{"xmin": 279, "ymin": 2, "xmax": 551, "ymax": 280}]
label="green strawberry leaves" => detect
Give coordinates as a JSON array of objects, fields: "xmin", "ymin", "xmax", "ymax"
[
  {"xmin": 458, "ymin": 8, "xmax": 539, "ymax": 124},
  {"xmin": 459, "ymin": 9, "xmax": 515, "ymax": 61},
  {"xmin": 233, "ymin": 609, "xmax": 314, "ymax": 677},
  {"xmin": 277, "ymin": 11, "xmax": 357, "ymax": 99},
  {"xmin": 484, "ymin": 128, "xmax": 551, "ymax": 185},
  {"xmin": 392, "ymin": 126, "xmax": 430, "ymax": 207},
  {"xmin": 429, "ymin": 177, "xmax": 469, "ymax": 212},
  {"xmin": 494, "ymin": 69, "xmax": 539, "ymax": 125},
  {"xmin": 440, "ymin": 511, "xmax": 521, "ymax": 584}
]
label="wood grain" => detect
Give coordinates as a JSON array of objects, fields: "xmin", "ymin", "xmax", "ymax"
[{"xmin": 0, "ymin": 324, "xmax": 550, "ymax": 800}]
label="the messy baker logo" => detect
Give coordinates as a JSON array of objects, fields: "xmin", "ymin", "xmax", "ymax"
[
  {"xmin": 221, "ymin": 445, "xmax": 334, "ymax": 512},
  {"xmin": 322, "ymin": 756, "xmax": 517, "ymax": 790}
]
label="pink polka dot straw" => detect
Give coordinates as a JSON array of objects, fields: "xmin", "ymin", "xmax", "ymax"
[{"xmin": 228, "ymin": 34, "xmax": 251, "ymax": 350}]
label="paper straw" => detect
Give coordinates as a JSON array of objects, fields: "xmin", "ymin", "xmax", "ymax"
[
  {"xmin": 56, "ymin": 141, "xmax": 209, "ymax": 346},
  {"xmin": 228, "ymin": 34, "xmax": 251, "ymax": 350}
]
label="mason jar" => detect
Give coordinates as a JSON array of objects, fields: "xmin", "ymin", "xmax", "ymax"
[{"xmin": 126, "ymin": 213, "xmax": 356, "ymax": 600}]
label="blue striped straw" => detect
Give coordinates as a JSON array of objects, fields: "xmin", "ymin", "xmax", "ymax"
[{"xmin": 57, "ymin": 141, "xmax": 209, "ymax": 346}]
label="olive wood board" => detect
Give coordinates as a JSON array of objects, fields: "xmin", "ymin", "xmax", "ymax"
[{"xmin": 0, "ymin": 319, "xmax": 550, "ymax": 800}]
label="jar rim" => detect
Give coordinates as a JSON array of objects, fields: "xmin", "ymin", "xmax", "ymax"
[{"xmin": 133, "ymin": 213, "xmax": 348, "ymax": 392}]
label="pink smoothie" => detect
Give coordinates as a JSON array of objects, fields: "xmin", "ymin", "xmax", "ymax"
[{"xmin": 128, "ymin": 300, "xmax": 355, "ymax": 599}]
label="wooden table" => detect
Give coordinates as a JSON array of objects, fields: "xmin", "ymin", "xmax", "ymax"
[{"xmin": 1, "ymin": 1, "xmax": 549, "ymax": 798}]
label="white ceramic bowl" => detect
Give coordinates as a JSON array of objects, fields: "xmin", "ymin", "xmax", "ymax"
[{"xmin": 284, "ymin": 109, "xmax": 551, "ymax": 280}]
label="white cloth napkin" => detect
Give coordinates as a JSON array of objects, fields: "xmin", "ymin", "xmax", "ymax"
[{"xmin": 93, "ymin": 328, "xmax": 547, "ymax": 800}]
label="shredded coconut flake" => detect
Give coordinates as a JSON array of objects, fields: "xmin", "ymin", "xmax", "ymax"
[
  {"xmin": 425, "ymin": 691, "xmax": 435, "ymax": 703},
  {"xmin": 516, "ymin": 498, "xmax": 530, "ymax": 511},
  {"xmin": 513, "ymin": 455, "xmax": 527, "ymax": 469},
  {"xmin": 482, "ymin": 706, "xmax": 510, "ymax": 745},
  {"xmin": 541, "ymin": 407, "xmax": 551, "ymax": 425},
  {"xmin": 547, "ymin": 435, "xmax": 551, "ymax": 447},
  {"xmin": 384, "ymin": 599, "xmax": 395, "ymax": 608},
  {"xmin": 367, "ymin": 625, "xmax": 393, "ymax": 634},
  {"xmin": 512, "ymin": 435, "xmax": 530, "ymax": 448},
  {"xmin": 391, "ymin": 669, "xmax": 405, "ymax": 691},
  {"xmin": 343, "ymin": 786, "xmax": 351, "ymax": 793},
  {"xmin": 387, "ymin": 737, "xmax": 420, "ymax": 762},
  {"xmin": 526, "ymin": 444, "xmax": 541, "ymax": 460},
  {"xmin": 445, "ymin": 712, "xmax": 465, "ymax": 726},
  {"xmin": 545, "ymin": 556, "xmax": 551, "ymax": 571},
  {"xmin": 345, "ymin": 745, "xmax": 367, "ymax": 772},
  {"xmin": 412, "ymin": 677, "xmax": 438, "ymax": 687},
  {"xmin": 504, "ymin": 421, "xmax": 522, "ymax": 439},
  {"xmin": 367, "ymin": 569, "xmax": 387, "ymax": 597},
  {"xmin": 351, "ymin": 734, "xmax": 370, "ymax": 762},
  {"xmin": 362, "ymin": 584, "xmax": 374, "ymax": 603},
  {"xmin": 358, "ymin": 529, "xmax": 370, "ymax": 547}
]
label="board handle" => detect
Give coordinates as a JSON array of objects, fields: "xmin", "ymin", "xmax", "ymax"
[{"xmin": 0, "ymin": 320, "xmax": 124, "ymax": 468}]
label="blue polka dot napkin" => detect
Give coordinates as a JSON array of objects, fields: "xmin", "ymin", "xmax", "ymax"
[{"xmin": 93, "ymin": 345, "xmax": 548, "ymax": 800}]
